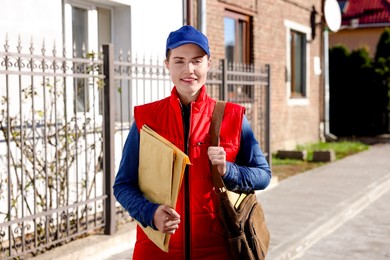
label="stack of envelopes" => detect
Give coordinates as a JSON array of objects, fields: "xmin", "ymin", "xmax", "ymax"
[{"xmin": 138, "ymin": 125, "xmax": 191, "ymax": 252}]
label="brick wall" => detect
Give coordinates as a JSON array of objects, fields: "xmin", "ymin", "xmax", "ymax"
[{"xmin": 205, "ymin": 0, "xmax": 323, "ymax": 151}]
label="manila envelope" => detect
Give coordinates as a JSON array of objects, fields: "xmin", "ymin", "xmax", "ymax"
[{"xmin": 138, "ymin": 125, "xmax": 190, "ymax": 252}]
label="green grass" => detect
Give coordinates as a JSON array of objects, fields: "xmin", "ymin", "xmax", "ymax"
[
  {"xmin": 273, "ymin": 141, "xmax": 369, "ymax": 165},
  {"xmin": 272, "ymin": 157, "xmax": 307, "ymax": 165}
]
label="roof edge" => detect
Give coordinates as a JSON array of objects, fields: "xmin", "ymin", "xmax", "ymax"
[{"xmin": 340, "ymin": 22, "xmax": 390, "ymax": 30}]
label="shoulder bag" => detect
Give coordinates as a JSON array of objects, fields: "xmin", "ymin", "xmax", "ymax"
[{"xmin": 210, "ymin": 101, "xmax": 270, "ymax": 260}]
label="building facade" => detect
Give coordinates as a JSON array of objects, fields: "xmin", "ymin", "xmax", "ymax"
[{"xmin": 189, "ymin": 0, "xmax": 324, "ymax": 150}]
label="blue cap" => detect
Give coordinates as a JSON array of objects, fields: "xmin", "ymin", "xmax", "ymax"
[{"xmin": 166, "ymin": 25, "xmax": 210, "ymax": 58}]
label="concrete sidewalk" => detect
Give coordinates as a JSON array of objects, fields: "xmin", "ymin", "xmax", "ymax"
[
  {"xmin": 260, "ymin": 143, "xmax": 390, "ymax": 260},
  {"xmin": 33, "ymin": 143, "xmax": 390, "ymax": 260}
]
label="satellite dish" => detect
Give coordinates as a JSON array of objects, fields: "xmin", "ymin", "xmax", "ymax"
[{"xmin": 324, "ymin": 0, "xmax": 342, "ymax": 32}]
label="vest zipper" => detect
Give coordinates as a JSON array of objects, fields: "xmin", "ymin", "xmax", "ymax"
[
  {"xmin": 181, "ymin": 102, "xmax": 192, "ymax": 260},
  {"xmin": 185, "ymin": 103, "xmax": 192, "ymax": 260}
]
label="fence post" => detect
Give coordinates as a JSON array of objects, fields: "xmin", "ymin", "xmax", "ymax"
[
  {"xmin": 265, "ymin": 64, "xmax": 271, "ymax": 166},
  {"xmin": 102, "ymin": 44, "xmax": 116, "ymax": 235},
  {"xmin": 220, "ymin": 59, "xmax": 228, "ymax": 101}
]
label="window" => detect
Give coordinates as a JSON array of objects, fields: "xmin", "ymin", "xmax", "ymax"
[
  {"xmin": 72, "ymin": 6, "xmax": 89, "ymax": 113},
  {"xmin": 284, "ymin": 20, "xmax": 310, "ymax": 104},
  {"xmin": 66, "ymin": 2, "xmax": 112, "ymax": 114},
  {"xmin": 224, "ymin": 10, "xmax": 251, "ymax": 64},
  {"xmin": 224, "ymin": 10, "xmax": 253, "ymax": 102},
  {"xmin": 290, "ymin": 29, "xmax": 307, "ymax": 98}
]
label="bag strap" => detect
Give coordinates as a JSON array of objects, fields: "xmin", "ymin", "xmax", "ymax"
[{"xmin": 210, "ymin": 101, "xmax": 228, "ymax": 194}]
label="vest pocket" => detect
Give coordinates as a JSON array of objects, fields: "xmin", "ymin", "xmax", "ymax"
[
  {"xmin": 192, "ymin": 135, "xmax": 238, "ymax": 160},
  {"xmin": 191, "ymin": 136, "xmax": 211, "ymax": 158}
]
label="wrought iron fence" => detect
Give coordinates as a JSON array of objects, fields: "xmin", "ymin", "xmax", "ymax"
[
  {"xmin": 206, "ymin": 59, "xmax": 271, "ymax": 157},
  {"xmin": 0, "ymin": 39, "xmax": 270, "ymax": 259},
  {"xmin": 0, "ymin": 37, "xmax": 106, "ymax": 259}
]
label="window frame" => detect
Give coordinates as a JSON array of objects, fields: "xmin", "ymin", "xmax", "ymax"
[
  {"xmin": 223, "ymin": 10, "xmax": 254, "ymax": 103},
  {"xmin": 224, "ymin": 9, "xmax": 252, "ymax": 65},
  {"xmin": 65, "ymin": 0, "xmax": 113, "ymax": 115},
  {"xmin": 284, "ymin": 20, "xmax": 311, "ymax": 106}
]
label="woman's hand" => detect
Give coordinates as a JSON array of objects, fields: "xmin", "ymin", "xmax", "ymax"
[
  {"xmin": 207, "ymin": 146, "xmax": 227, "ymax": 176},
  {"xmin": 153, "ymin": 205, "xmax": 180, "ymax": 234}
]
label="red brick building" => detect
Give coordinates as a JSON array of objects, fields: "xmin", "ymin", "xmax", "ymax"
[{"xmin": 187, "ymin": 0, "xmax": 324, "ymax": 151}]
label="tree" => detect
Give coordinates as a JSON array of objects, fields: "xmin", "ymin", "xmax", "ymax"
[
  {"xmin": 329, "ymin": 45, "xmax": 351, "ymax": 135},
  {"xmin": 374, "ymin": 27, "xmax": 390, "ymax": 133},
  {"xmin": 329, "ymin": 45, "xmax": 381, "ymax": 135}
]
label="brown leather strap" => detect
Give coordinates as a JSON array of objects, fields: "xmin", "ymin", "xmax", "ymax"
[{"xmin": 210, "ymin": 101, "xmax": 228, "ymax": 193}]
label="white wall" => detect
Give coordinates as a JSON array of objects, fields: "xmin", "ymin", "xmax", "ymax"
[
  {"xmin": 0, "ymin": 0, "xmax": 63, "ymax": 52},
  {"xmin": 0, "ymin": 0, "xmax": 183, "ymax": 58},
  {"xmin": 127, "ymin": 0, "xmax": 183, "ymax": 59}
]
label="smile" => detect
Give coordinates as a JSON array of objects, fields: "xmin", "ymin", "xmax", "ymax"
[{"xmin": 181, "ymin": 78, "xmax": 197, "ymax": 82}]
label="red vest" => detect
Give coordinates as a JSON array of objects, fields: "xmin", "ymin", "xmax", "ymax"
[{"xmin": 133, "ymin": 86, "xmax": 245, "ymax": 259}]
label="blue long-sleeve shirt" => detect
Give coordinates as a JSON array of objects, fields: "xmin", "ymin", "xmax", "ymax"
[{"xmin": 113, "ymin": 115, "xmax": 271, "ymax": 229}]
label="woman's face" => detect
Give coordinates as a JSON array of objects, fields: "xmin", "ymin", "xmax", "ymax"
[{"xmin": 165, "ymin": 43, "xmax": 211, "ymax": 105}]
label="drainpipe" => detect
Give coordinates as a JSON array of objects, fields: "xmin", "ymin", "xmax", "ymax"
[
  {"xmin": 323, "ymin": 23, "xmax": 337, "ymax": 141},
  {"xmin": 198, "ymin": 0, "xmax": 207, "ymax": 33},
  {"xmin": 183, "ymin": 0, "xmax": 187, "ymax": 25},
  {"xmin": 320, "ymin": 0, "xmax": 337, "ymax": 141},
  {"xmin": 183, "ymin": 0, "xmax": 193, "ymax": 26}
]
